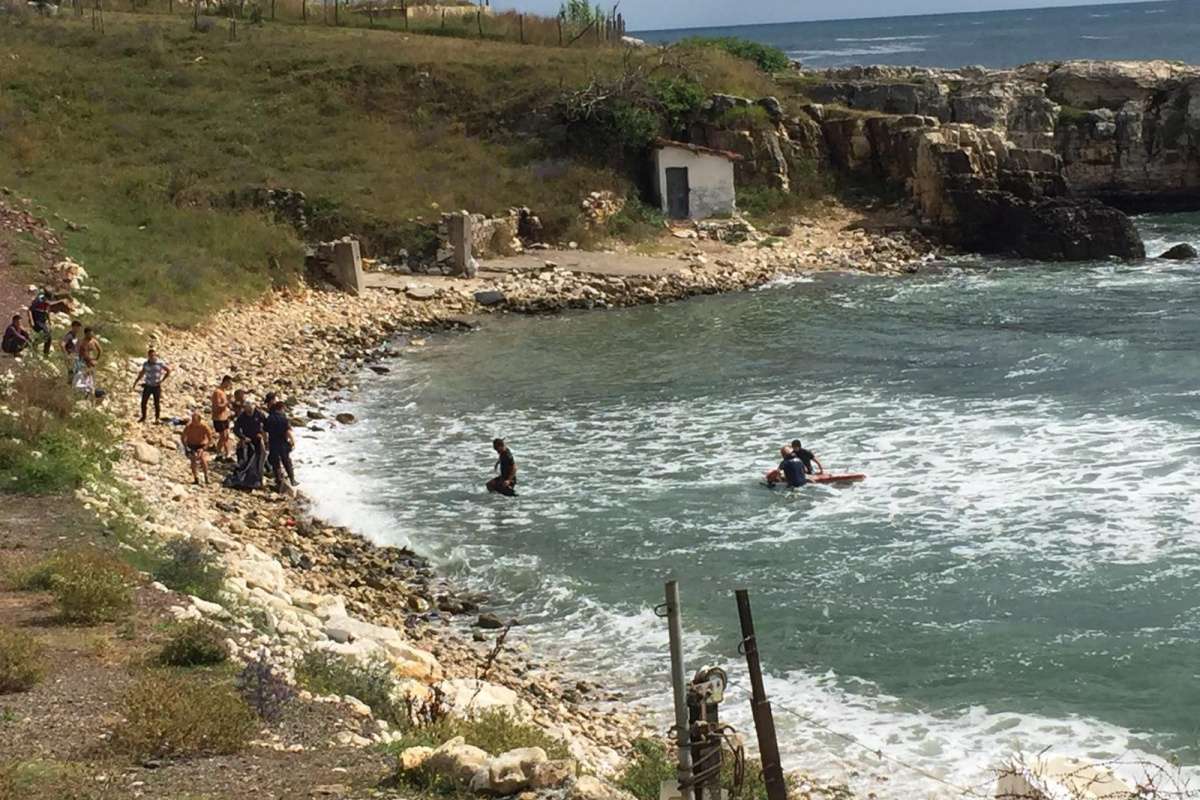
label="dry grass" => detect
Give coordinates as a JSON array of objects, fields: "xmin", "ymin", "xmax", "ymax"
[
  {"xmin": 112, "ymin": 671, "xmax": 256, "ymax": 758},
  {"xmin": 0, "ymin": 626, "xmax": 45, "ymax": 693}
]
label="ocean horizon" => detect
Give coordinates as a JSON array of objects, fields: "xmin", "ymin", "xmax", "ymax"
[{"xmin": 635, "ymin": 0, "xmax": 1199, "ymax": 69}]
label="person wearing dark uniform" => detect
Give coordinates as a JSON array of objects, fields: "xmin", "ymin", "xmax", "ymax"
[
  {"xmin": 789, "ymin": 439, "xmax": 823, "ymax": 475},
  {"xmin": 487, "ymin": 438, "xmax": 517, "ymax": 497},
  {"xmin": 264, "ymin": 400, "xmax": 297, "ymax": 491},
  {"xmin": 778, "ymin": 447, "xmax": 808, "ymax": 488},
  {"xmin": 28, "ymin": 289, "xmax": 52, "ymax": 356}
]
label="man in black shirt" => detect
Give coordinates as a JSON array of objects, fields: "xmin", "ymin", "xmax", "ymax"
[
  {"xmin": 233, "ymin": 399, "xmax": 268, "ymax": 471},
  {"xmin": 487, "ymin": 438, "xmax": 517, "ymax": 497},
  {"xmin": 790, "ymin": 439, "xmax": 823, "ymax": 476},
  {"xmin": 264, "ymin": 400, "xmax": 296, "ymax": 491}
]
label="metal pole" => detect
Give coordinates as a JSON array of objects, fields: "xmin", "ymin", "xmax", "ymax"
[
  {"xmin": 735, "ymin": 589, "xmax": 788, "ymax": 800},
  {"xmin": 665, "ymin": 581, "xmax": 694, "ymax": 800}
]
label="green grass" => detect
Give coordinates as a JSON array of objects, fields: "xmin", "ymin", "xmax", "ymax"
[
  {"xmin": 0, "ymin": 13, "xmax": 778, "ymax": 327},
  {"xmin": 0, "ymin": 365, "xmax": 118, "ymax": 494},
  {"xmin": 0, "ymin": 627, "xmax": 45, "ymax": 693}
]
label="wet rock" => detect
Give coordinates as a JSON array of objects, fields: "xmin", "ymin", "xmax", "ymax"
[
  {"xmin": 1158, "ymin": 243, "xmax": 1197, "ymax": 260},
  {"xmin": 335, "ymin": 412, "xmax": 356, "ymax": 424},
  {"xmin": 474, "ymin": 289, "xmax": 506, "ymax": 307},
  {"xmin": 368, "ymin": 365, "xmax": 391, "ymax": 374},
  {"xmin": 476, "ymin": 612, "xmax": 506, "ymax": 629}
]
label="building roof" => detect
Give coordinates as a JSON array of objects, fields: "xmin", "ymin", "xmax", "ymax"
[{"xmin": 652, "ymin": 138, "xmax": 743, "ymax": 161}]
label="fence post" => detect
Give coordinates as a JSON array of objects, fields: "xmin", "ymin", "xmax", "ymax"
[
  {"xmin": 301, "ymin": 0, "xmax": 306, "ymax": 22},
  {"xmin": 518, "ymin": 13, "xmax": 523, "ymax": 44},
  {"xmin": 664, "ymin": 581, "xmax": 695, "ymax": 800},
  {"xmin": 734, "ymin": 590, "xmax": 788, "ymax": 800},
  {"xmin": 557, "ymin": 16, "xmax": 562, "ymax": 46}
]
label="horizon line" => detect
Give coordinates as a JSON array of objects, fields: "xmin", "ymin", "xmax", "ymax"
[{"xmin": 632, "ymin": 0, "xmax": 1170, "ymax": 34}]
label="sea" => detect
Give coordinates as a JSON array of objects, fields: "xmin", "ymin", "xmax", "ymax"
[
  {"xmin": 297, "ymin": 214, "xmax": 1200, "ymax": 798},
  {"xmin": 636, "ymin": 0, "xmax": 1200, "ymax": 70}
]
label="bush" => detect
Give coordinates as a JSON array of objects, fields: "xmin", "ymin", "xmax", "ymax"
[
  {"xmin": 294, "ymin": 650, "xmax": 405, "ymax": 725},
  {"xmin": 3, "ymin": 554, "xmax": 59, "ymax": 592},
  {"xmin": 391, "ymin": 708, "xmax": 571, "ymax": 794},
  {"xmin": 157, "ymin": 621, "xmax": 229, "ymax": 667},
  {"xmin": 617, "ymin": 738, "xmax": 674, "ymax": 800},
  {"xmin": 0, "ymin": 627, "xmax": 45, "ymax": 693},
  {"xmin": 236, "ymin": 650, "xmax": 295, "ymax": 723},
  {"xmin": 112, "ymin": 671, "xmax": 255, "ymax": 758},
  {"xmin": 683, "ymin": 37, "xmax": 791, "ymax": 73},
  {"xmin": 606, "ymin": 198, "xmax": 666, "ymax": 241},
  {"xmin": 0, "ymin": 760, "xmax": 100, "ymax": 800},
  {"xmin": 49, "ymin": 550, "xmax": 135, "ymax": 624},
  {"xmin": 151, "ymin": 539, "xmax": 225, "ymax": 603}
]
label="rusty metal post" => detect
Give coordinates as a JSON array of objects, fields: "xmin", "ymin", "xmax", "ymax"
[
  {"xmin": 665, "ymin": 581, "xmax": 695, "ymax": 800},
  {"xmin": 735, "ymin": 589, "xmax": 788, "ymax": 800}
]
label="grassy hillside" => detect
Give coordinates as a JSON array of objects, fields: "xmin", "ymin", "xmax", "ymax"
[{"xmin": 0, "ymin": 12, "xmax": 783, "ymax": 327}]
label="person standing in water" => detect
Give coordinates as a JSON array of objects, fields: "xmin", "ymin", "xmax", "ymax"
[{"xmin": 487, "ymin": 438, "xmax": 517, "ymax": 497}]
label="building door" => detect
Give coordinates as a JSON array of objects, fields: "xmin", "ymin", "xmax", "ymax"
[{"xmin": 665, "ymin": 167, "xmax": 690, "ymax": 219}]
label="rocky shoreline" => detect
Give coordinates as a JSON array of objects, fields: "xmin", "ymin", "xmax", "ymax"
[{"xmin": 78, "ymin": 211, "xmax": 929, "ymax": 794}]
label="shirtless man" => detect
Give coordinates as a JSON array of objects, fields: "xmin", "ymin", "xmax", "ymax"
[
  {"xmin": 211, "ymin": 375, "xmax": 235, "ymax": 460},
  {"xmin": 181, "ymin": 410, "xmax": 214, "ymax": 485}
]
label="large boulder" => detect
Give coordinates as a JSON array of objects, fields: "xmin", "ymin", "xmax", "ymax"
[
  {"xmin": 436, "ymin": 678, "xmax": 529, "ymax": 719},
  {"xmin": 476, "ymin": 747, "xmax": 548, "ymax": 794},
  {"xmin": 1158, "ymin": 243, "xmax": 1198, "ymax": 260},
  {"xmin": 949, "ymin": 194, "xmax": 1145, "ymax": 261},
  {"xmin": 424, "ymin": 737, "xmax": 490, "ymax": 786}
]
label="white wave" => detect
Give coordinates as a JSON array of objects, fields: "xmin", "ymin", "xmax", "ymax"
[
  {"xmin": 787, "ymin": 44, "xmax": 928, "ymax": 60},
  {"xmin": 834, "ymin": 35, "xmax": 937, "ymax": 43},
  {"xmin": 1081, "ymin": 35, "xmax": 1114, "ymax": 40}
]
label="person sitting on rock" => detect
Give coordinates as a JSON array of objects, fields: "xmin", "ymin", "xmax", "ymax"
[
  {"xmin": 789, "ymin": 439, "xmax": 823, "ymax": 476},
  {"xmin": 1, "ymin": 314, "xmax": 30, "ymax": 355},
  {"xmin": 486, "ymin": 438, "xmax": 517, "ymax": 497},
  {"xmin": 265, "ymin": 399, "xmax": 297, "ymax": 492},
  {"xmin": 181, "ymin": 410, "xmax": 214, "ymax": 486}
]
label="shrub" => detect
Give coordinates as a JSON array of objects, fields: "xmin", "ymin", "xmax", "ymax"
[
  {"xmin": 682, "ymin": 37, "xmax": 791, "ymax": 73},
  {"xmin": 112, "ymin": 671, "xmax": 255, "ymax": 758},
  {"xmin": 294, "ymin": 650, "xmax": 404, "ymax": 725},
  {"xmin": 391, "ymin": 709, "xmax": 571, "ymax": 793},
  {"xmin": 49, "ymin": 550, "xmax": 135, "ymax": 625},
  {"xmin": 157, "ymin": 621, "xmax": 229, "ymax": 668},
  {"xmin": 0, "ymin": 627, "xmax": 45, "ymax": 693},
  {"xmin": 606, "ymin": 198, "xmax": 667, "ymax": 241},
  {"xmin": 0, "ymin": 760, "xmax": 100, "ymax": 800},
  {"xmin": 617, "ymin": 738, "xmax": 674, "ymax": 800},
  {"xmin": 236, "ymin": 650, "xmax": 295, "ymax": 723},
  {"xmin": 3, "ymin": 554, "xmax": 59, "ymax": 592},
  {"xmin": 151, "ymin": 539, "xmax": 225, "ymax": 603}
]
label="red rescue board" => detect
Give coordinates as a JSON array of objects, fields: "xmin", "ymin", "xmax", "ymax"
[{"xmin": 809, "ymin": 473, "xmax": 866, "ymax": 484}]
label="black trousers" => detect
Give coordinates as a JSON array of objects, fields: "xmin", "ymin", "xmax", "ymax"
[
  {"xmin": 140, "ymin": 384, "xmax": 162, "ymax": 420},
  {"xmin": 269, "ymin": 447, "xmax": 295, "ymax": 485}
]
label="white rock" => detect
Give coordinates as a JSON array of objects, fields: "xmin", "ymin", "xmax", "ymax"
[
  {"xmin": 190, "ymin": 596, "xmax": 230, "ymax": 618},
  {"xmin": 437, "ymin": 678, "xmax": 529, "ymax": 719},
  {"xmin": 343, "ymin": 695, "xmax": 373, "ymax": 718},
  {"xmin": 487, "ymin": 747, "xmax": 549, "ymax": 794},
  {"xmin": 382, "ymin": 639, "xmax": 442, "ymax": 681},
  {"xmin": 399, "ymin": 745, "xmax": 435, "ymax": 772},
  {"xmin": 425, "ymin": 737, "xmax": 490, "ymax": 786},
  {"xmin": 133, "ymin": 442, "xmax": 160, "ymax": 465}
]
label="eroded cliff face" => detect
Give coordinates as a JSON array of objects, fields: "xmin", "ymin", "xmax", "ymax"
[{"xmin": 803, "ymin": 60, "xmax": 1200, "ymax": 211}]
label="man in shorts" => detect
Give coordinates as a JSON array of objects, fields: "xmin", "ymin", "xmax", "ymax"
[
  {"xmin": 181, "ymin": 410, "xmax": 213, "ymax": 485},
  {"xmin": 211, "ymin": 375, "xmax": 235, "ymax": 460}
]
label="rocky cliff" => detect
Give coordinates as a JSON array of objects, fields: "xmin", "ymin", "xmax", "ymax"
[{"xmin": 801, "ymin": 60, "xmax": 1200, "ymax": 213}]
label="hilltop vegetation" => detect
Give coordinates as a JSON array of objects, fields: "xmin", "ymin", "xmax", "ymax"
[{"xmin": 0, "ymin": 11, "xmax": 800, "ymax": 328}]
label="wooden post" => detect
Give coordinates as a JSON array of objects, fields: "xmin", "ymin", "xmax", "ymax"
[
  {"xmin": 735, "ymin": 590, "xmax": 789, "ymax": 800},
  {"xmin": 440, "ymin": 8, "xmax": 444, "ymax": 29},
  {"xmin": 518, "ymin": 13, "xmax": 523, "ymax": 44},
  {"xmin": 333, "ymin": 0, "xmax": 338, "ymax": 26},
  {"xmin": 193, "ymin": 0, "xmax": 199, "ymax": 27},
  {"xmin": 301, "ymin": 0, "xmax": 306, "ymax": 22},
  {"xmin": 557, "ymin": 16, "xmax": 562, "ymax": 45},
  {"xmin": 270, "ymin": 0, "xmax": 274, "ymax": 20},
  {"xmin": 402, "ymin": 1, "xmax": 407, "ymax": 29}
]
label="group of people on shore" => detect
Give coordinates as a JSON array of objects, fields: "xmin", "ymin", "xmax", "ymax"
[
  {"xmin": 3, "ymin": 289, "xmax": 105, "ymax": 400},
  {"xmin": 173, "ymin": 374, "xmax": 297, "ymax": 492}
]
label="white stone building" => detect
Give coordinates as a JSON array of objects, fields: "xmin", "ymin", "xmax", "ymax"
[{"xmin": 651, "ymin": 139, "xmax": 740, "ymax": 220}]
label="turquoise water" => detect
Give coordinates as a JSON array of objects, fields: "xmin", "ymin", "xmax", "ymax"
[
  {"xmin": 301, "ymin": 215, "xmax": 1200, "ymax": 795},
  {"xmin": 638, "ymin": 1, "xmax": 1199, "ymax": 69}
]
